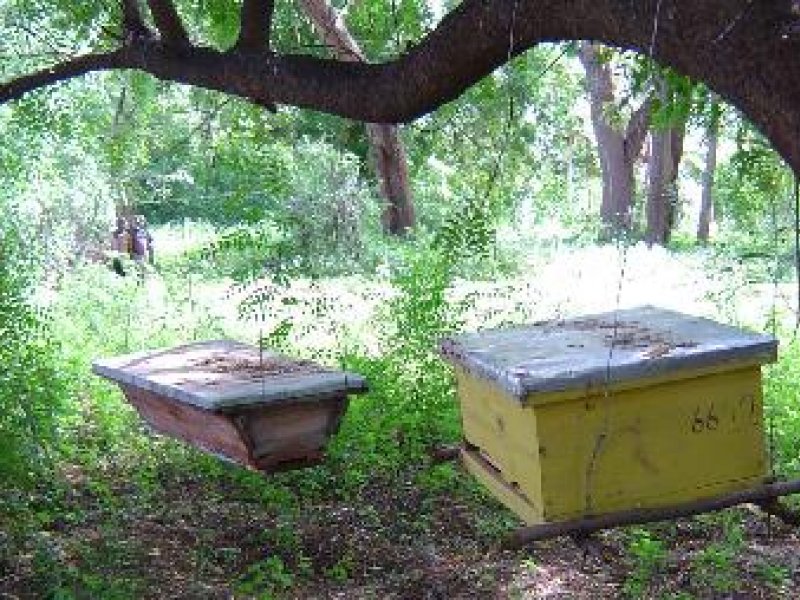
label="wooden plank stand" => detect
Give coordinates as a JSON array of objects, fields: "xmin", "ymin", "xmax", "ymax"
[
  {"xmin": 93, "ymin": 340, "xmax": 367, "ymax": 473},
  {"xmin": 438, "ymin": 306, "xmax": 793, "ymax": 543}
]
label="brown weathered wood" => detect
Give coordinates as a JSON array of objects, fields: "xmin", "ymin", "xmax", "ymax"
[
  {"xmin": 94, "ymin": 341, "xmax": 367, "ymax": 474},
  {"xmin": 240, "ymin": 397, "xmax": 348, "ymax": 472},
  {"xmin": 430, "ymin": 444, "xmax": 461, "ymax": 464},
  {"xmin": 121, "ymin": 385, "xmax": 348, "ymax": 473},
  {"xmin": 123, "ymin": 385, "xmax": 255, "ymax": 466},
  {"xmin": 507, "ymin": 477, "xmax": 800, "ymax": 547}
]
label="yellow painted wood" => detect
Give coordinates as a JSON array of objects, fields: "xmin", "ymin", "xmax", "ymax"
[
  {"xmin": 460, "ymin": 448, "xmax": 542, "ymax": 524},
  {"xmin": 455, "ymin": 363, "xmax": 768, "ymax": 524},
  {"xmin": 519, "ymin": 357, "xmax": 771, "ymax": 407},
  {"xmin": 456, "ymin": 371, "xmax": 543, "ymax": 511}
]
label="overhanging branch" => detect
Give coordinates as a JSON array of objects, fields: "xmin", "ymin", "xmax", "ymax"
[
  {"xmin": 1, "ymin": 0, "xmax": 800, "ymax": 174},
  {"xmin": 0, "ymin": 51, "xmax": 125, "ymax": 104}
]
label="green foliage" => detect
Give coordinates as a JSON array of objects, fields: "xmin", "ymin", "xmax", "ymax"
[
  {"xmin": 0, "ymin": 223, "xmax": 66, "ymax": 485},
  {"xmin": 765, "ymin": 337, "xmax": 800, "ymax": 474},
  {"xmin": 715, "ymin": 125, "xmax": 793, "ymax": 238},
  {"xmin": 689, "ymin": 512, "xmax": 743, "ymax": 593},
  {"xmin": 622, "ymin": 528, "xmax": 668, "ymax": 598},
  {"xmin": 756, "ymin": 561, "xmax": 790, "ymax": 590},
  {"xmin": 330, "ymin": 246, "xmax": 464, "ymax": 481},
  {"xmin": 174, "ymin": 138, "xmax": 380, "ymax": 283},
  {"xmin": 236, "ymin": 555, "xmax": 296, "ymax": 599},
  {"xmin": 275, "ymin": 139, "xmax": 378, "ymax": 274}
]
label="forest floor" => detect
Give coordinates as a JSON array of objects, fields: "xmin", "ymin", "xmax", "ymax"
[{"xmin": 3, "ymin": 457, "xmax": 800, "ymax": 598}]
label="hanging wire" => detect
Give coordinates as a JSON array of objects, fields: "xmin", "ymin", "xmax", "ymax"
[
  {"xmin": 588, "ymin": 56, "xmax": 649, "ymax": 515},
  {"xmin": 765, "ymin": 185, "xmax": 783, "ymax": 539},
  {"xmin": 793, "ymin": 174, "xmax": 800, "ymax": 338},
  {"xmin": 586, "ymin": 0, "xmax": 665, "ymax": 517},
  {"xmin": 260, "ymin": 327, "xmax": 267, "ymax": 402}
]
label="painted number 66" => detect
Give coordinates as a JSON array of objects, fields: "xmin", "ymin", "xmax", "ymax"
[{"xmin": 691, "ymin": 405, "xmax": 719, "ymax": 433}]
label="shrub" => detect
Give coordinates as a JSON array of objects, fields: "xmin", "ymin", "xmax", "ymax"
[{"xmin": 0, "ymin": 223, "xmax": 66, "ymax": 486}]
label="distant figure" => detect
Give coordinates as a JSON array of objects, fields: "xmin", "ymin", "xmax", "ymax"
[
  {"xmin": 130, "ymin": 215, "xmax": 154, "ymax": 265},
  {"xmin": 111, "ymin": 217, "xmax": 130, "ymax": 277},
  {"xmin": 112, "ymin": 256, "xmax": 127, "ymax": 277},
  {"xmin": 111, "ymin": 217, "xmax": 130, "ymax": 253},
  {"xmin": 109, "ymin": 215, "xmax": 154, "ymax": 278}
]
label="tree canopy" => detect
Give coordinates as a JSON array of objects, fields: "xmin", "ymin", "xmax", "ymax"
[{"xmin": 2, "ymin": 1, "xmax": 800, "ymax": 173}]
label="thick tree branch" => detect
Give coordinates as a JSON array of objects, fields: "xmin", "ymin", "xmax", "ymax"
[
  {"xmin": 0, "ymin": 51, "xmax": 125, "ymax": 103},
  {"xmin": 236, "ymin": 0, "xmax": 275, "ymax": 51},
  {"xmin": 1, "ymin": 0, "xmax": 800, "ymax": 175},
  {"xmin": 146, "ymin": 0, "xmax": 190, "ymax": 48}
]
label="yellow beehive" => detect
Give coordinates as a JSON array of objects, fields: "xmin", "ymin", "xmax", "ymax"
[{"xmin": 440, "ymin": 306, "xmax": 777, "ymax": 524}]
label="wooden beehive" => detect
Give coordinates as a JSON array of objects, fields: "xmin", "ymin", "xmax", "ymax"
[
  {"xmin": 93, "ymin": 340, "xmax": 367, "ymax": 473},
  {"xmin": 440, "ymin": 306, "xmax": 778, "ymax": 524}
]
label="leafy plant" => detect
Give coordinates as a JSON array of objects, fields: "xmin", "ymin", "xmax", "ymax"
[
  {"xmin": 756, "ymin": 561, "xmax": 790, "ymax": 590},
  {"xmin": 622, "ymin": 527, "xmax": 668, "ymax": 598},
  {"xmin": 690, "ymin": 512, "xmax": 743, "ymax": 593},
  {"xmin": 235, "ymin": 555, "xmax": 295, "ymax": 598},
  {"xmin": 0, "ymin": 223, "xmax": 67, "ymax": 486}
]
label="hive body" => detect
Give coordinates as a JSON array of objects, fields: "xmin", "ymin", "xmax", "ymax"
[
  {"xmin": 442, "ymin": 307, "xmax": 776, "ymax": 524},
  {"xmin": 93, "ymin": 340, "xmax": 367, "ymax": 473}
]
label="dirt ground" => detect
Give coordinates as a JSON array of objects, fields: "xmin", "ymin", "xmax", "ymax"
[{"xmin": 3, "ymin": 458, "xmax": 800, "ymax": 599}]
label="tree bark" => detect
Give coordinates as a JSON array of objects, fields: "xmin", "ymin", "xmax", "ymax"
[
  {"xmin": 4, "ymin": 1, "xmax": 800, "ymax": 175},
  {"xmin": 645, "ymin": 78, "xmax": 687, "ymax": 246},
  {"xmin": 146, "ymin": 0, "xmax": 191, "ymax": 48},
  {"xmin": 298, "ymin": 0, "xmax": 415, "ymax": 235},
  {"xmin": 697, "ymin": 98, "xmax": 721, "ymax": 243},
  {"xmin": 579, "ymin": 43, "xmax": 650, "ymax": 235}
]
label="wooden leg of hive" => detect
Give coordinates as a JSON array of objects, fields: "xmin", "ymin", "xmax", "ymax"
[
  {"xmin": 757, "ymin": 498, "xmax": 800, "ymax": 526},
  {"xmin": 507, "ymin": 477, "xmax": 800, "ymax": 548},
  {"xmin": 429, "ymin": 443, "xmax": 463, "ymax": 464}
]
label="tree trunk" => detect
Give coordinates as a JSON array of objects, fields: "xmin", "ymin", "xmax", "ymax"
[
  {"xmin": 297, "ymin": 0, "xmax": 415, "ymax": 235},
  {"xmin": 645, "ymin": 78, "xmax": 686, "ymax": 246},
  {"xmin": 645, "ymin": 124, "xmax": 686, "ymax": 245},
  {"xmin": 579, "ymin": 43, "xmax": 650, "ymax": 236},
  {"xmin": 697, "ymin": 98, "xmax": 721, "ymax": 243}
]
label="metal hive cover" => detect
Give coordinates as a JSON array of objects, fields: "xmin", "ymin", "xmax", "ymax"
[
  {"xmin": 440, "ymin": 306, "xmax": 777, "ymax": 402},
  {"xmin": 92, "ymin": 339, "xmax": 368, "ymax": 411}
]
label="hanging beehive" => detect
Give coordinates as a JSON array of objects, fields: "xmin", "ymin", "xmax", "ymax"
[
  {"xmin": 93, "ymin": 340, "xmax": 367, "ymax": 473},
  {"xmin": 440, "ymin": 306, "xmax": 778, "ymax": 525}
]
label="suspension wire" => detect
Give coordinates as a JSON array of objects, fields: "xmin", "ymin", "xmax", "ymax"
[
  {"xmin": 587, "ymin": 0, "xmax": 664, "ymax": 519},
  {"xmin": 588, "ymin": 11, "xmax": 661, "ymax": 513},
  {"xmin": 793, "ymin": 174, "xmax": 800, "ymax": 338},
  {"xmin": 765, "ymin": 186, "xmax": 783, "ymax": 539},
  {"xmin": 453, "ymin": 0, "xmax": 521, "ymax": 253}
]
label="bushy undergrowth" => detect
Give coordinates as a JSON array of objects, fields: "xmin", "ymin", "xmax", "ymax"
[
  {"xmin": 0, "ymin": 226, "xmax": 66, "ymax": 487},
  {"xmin": 329, "ymin": 246, "xmax": 465, "ymax": 483},
  {"xmin": 765, "ymin": 336, "xmax": 800, "ymax": 475}
]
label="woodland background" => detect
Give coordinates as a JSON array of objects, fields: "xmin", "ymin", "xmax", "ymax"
[{"xmin": 2, "ymin": 2, "xmax": 800, "ymax": 598}]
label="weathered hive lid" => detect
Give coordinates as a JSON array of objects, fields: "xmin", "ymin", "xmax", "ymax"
[
  {"xmin": 440, "ymin": 306, "xmax": 777, "ymax": 402},
  {"xmin": 92, "ymin": 339, "xmax": 368, "ymax": 411}
]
